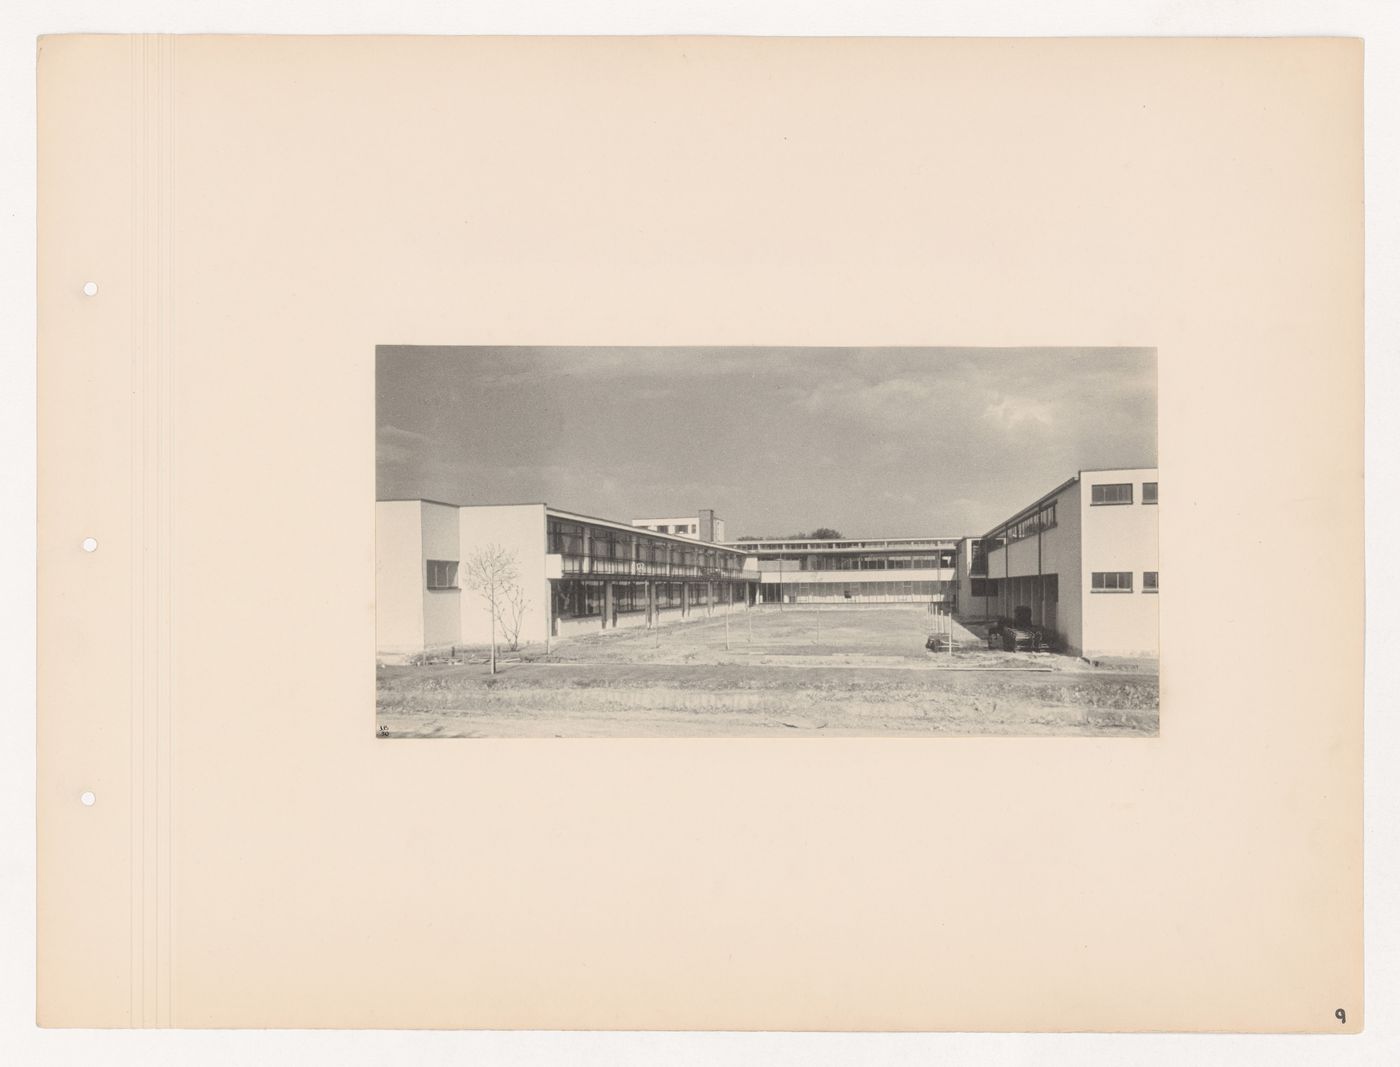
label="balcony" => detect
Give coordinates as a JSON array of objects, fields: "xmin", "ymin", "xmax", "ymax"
[{"xmin": 555, "ymin": 553, "xmax": 752, "ymax": 581}]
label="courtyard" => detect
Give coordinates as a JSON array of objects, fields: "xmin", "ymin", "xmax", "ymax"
[{"xmin": 376, "ymin": 607, "xmax": 1159, "ymax": 738}]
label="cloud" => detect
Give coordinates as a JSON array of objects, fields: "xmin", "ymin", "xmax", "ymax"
[
  {"xmin": 983, "ymin": 395, "xmax": 1053, "ymax": 428},
  {"xmin": 433, "ymin": 347, "xmax": 810, "ymax": 391},
  {"xmin": 796, "ymin": 376, "xmax": 940, "ymax": 425},
  {"xmin": 378, "ymin": 424, "xmax": 428, "ymax": 444},
  {"xmin": 378, "ymin": 346, "xmax": 1155, "ymax": 532},
  {"xmin": 880, "ymin": 489, "xmax": 916, "ymax": 506},
  {"xmin": 377, "ymin": 423, "xmax": 430, "ymax": 464}
]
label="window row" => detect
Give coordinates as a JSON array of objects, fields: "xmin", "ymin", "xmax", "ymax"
[
  {"xmin": 1090, "ymin": 481, "xmax": 1158, "ymax": 506},
  {"xmin": 553, "ymin": 579, "xmax": 748, "ymax": 617},
  {"xmin": 1090, "ymin": 571, "xmax": 1159, "ymax": 593},
  {"xmin": 763, "ymin": 580, "xmax": 952, "ymax": 599},
  {"xmin": 804, "ymin": 552, "xmax": 956, "ymax": 571},
  {"xmin": 1004, "ymin": 501, "xmax": 1057, "ymax": 543},
  {"xmin": 548, "ymin": 520, "xmax": 744, "ymax": 571}
]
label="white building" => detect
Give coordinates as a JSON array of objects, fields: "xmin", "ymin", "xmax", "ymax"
[
  {"xmin": 724, "ymin": 536, "xmax": 961, "ymax": 605},
  {"xmin": 377, "ymin": 467, "xmax": 1158, "ymax": 658},
  {"xmin": 629, "ymin": 509, "xmax": 726, "ymax": 542},
  {"xmin": 376, "ymin": 500, "xmax": 756, "ymax": 656},
  {"xmin": 958, "ymin": 468, "xmax": 1159, "ymax": 657}
]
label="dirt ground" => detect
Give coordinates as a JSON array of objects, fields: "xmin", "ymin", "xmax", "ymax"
[{"xmin": 377, "ymin": 607, "xmax": 1158, "ymax": 738}]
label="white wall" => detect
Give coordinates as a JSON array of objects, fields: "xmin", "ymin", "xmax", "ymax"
[
  {"xmin": 955, "ymin": 538, "xmax": 976, "ymax": 614},
  {"xmin": 556, "ymin": 613, "xmax": 601, "ymax": 639},
  {"xmin": 630, "ymin": 515, "xmax": 699, "ymax": 537},
  {"xmin": 982, "ymin": 481, "xmax": 1084, "ymax": 650},
  {"xmin": 1057, "ymin": 482, "xmax": 1084, "ymax": 652},
  {"xmin": 458, "ymin": 504, "xmax": 549, "ymax": 648},
  {"xmin": 420, "ymin": 502, "xmax": 462, "ymax": 650},
  {"xmin": 375, "ymin": 501, "xmax": 425, "ymax": 654},
  {"xmin": 1079, "ymin": 469, "xmax": 1158, "ymax": 657}
]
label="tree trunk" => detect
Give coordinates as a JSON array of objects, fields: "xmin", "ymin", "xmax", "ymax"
[{"xmin": 490, "ymin": 593, "xmax": 498, "ymax": 675}]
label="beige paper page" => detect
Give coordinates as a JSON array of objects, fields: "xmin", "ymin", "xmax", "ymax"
[{"xmin": 37, "ymin": 35, "xmax": 1363, "ymax": 1030}]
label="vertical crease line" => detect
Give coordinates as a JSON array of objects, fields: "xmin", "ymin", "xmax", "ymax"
[
  {"xmin": 128, "ymin": 32, "xmax": 140, "ymax": 1030},
  {"xmin": 153, "ymin": 32, "xmax": 163, "ymax": 1028},
  {"xmin": 153, "ymin": 32, "xmax": 163, "ymax": 1029},
  {"xmin": 141, "ymin": 33, "xmax": 152, "ymax": 1029},
  {"xmin": 161, "ymin": 32, "xmax": 176, "ymax": 1029}
]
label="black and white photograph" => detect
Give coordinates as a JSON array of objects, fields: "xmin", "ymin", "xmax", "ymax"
[
  {"xmin": 376, "ymin": 346, "xmax": 1159, "ymax": 737},
  {"xmin": 17, "ymin": 13, "xmax": 1382, "ymax": 1056}
]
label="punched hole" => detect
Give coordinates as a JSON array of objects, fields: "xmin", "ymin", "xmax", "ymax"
[
  {"xmin": 80, "ymin": 791, "xmax": 96, "ymax": 806},
  {"xmin": 81, "ymin": 537, "xmax": 98, "ymax": 553},
  {"xmin": 83, "ymin": 282, "xmax": 99, "ymax": 297}
]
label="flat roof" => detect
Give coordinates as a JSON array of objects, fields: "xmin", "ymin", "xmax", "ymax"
[
  {"xmin": 723, "ymin": 537, "xmax": 960, "ymax": 548},
  {"xmin": 981, "ymin": 466, "xmax": 1159, "ymax": 539},
  {"xmin": 377, "ymin": 497, "xmax": 748, "ymax": 552},
  {"xmin": 376, "ymin": 496, "xmax": 473, "ymax": 509},
  {"xmin": 547, "ymin": 506, "xmax": 747, "ymax": 553},
  {"xmin": 376, "ymin": 497, "xmax": 549, "ymax": 509},
  {"xmin": 982, "ymin": 476, "xmax": 1079, "ymax": 539}
]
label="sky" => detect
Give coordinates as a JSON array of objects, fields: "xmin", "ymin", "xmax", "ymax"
[{"xmin": 377, "ymin": 346, "xmax": 1157, "ymax": 538}]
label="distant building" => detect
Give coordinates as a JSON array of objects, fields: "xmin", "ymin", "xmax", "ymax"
[
  {"xmin": 725, "ymin": 536, "xmax": 961, "ymax": 606},
  {"xmin": 630, "ymin": 509, "xmax": 726, "ymax": 542},
  {"xmin": 960, "ymin": 468, "xmax": 1159, "ymax": 657}
]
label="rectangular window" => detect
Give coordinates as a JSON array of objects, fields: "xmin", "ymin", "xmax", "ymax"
[
  {"xmin": 426, "ymin": 559, "xmax": 458, "ymax": 590},
  {"xmin": 615, "ymin": 583, "xmax": 649, "ymax": 613},
  {"xmin": 1091, "ymin": 483, "xmax": 1133, "ymax": 506},
  {"xmin": 1143, "ymin": 571, "xmax": 1159, "ymax": 592},
  {"xmin": 969, "ymin": 541, "xmax": 988, "ymax": 576},
  {"xmin": 558, "ymin": 580, "xmax": 603, "ymax": 617},
  {"xmin": 548, "ymin": 520, "xmax": 585, "ymax": 557},
  {"xmin": 1091, "ymin": 571, "xmax": 1134, "ymax": 592},
  {"xmin": 1143, "ymin": 482, "xmax": 1158, "ymax": 504}
]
